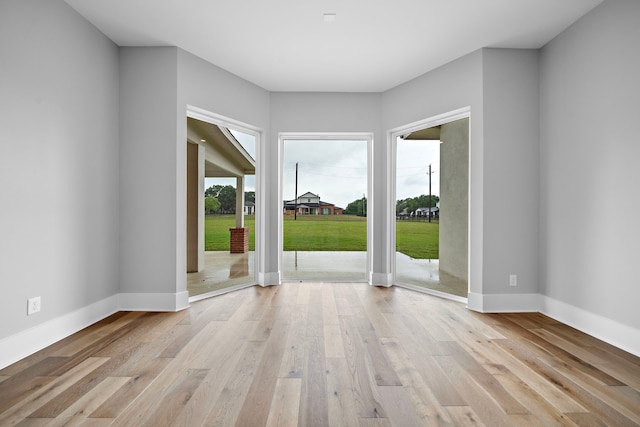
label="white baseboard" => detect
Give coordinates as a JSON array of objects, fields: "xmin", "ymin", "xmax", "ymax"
[
  {"xmin": 0, "ymin": 291, "xmax": 190, "ymax": 370},
  {"xmin": 3, "ymin": 290, "xmax": 638, "ymax": 371},
  {"xmin": 119, "ymin": 291, "xmax": 190, "ymax": 312},
  {"xmin": 467, "ymin": 292, "xmax": 540, "ymax": 313},
  {"xmin": 540, "ymin": 295, "xmax": 640, "ymax": 357},
  {"xmin": 370, "ymin": 272, "xmax": 393, "ymax": 287},
  {"xmin": 258, "ymin": 271, "xmax": 281, "ymax": 287},
  {"xmin": 395, "ymin": 282, "xmax": 468, "ymax": 303},
  {"xmin": 189, "ymin": 282, "xmax": 257, "ymax": 302},
  {"xmin": 0, "ymin": 295, "xmax": 119, "ymax": 370},
  {"xmin": 467, "ymin": 292, "xmax": 640, "ymax": 357}
]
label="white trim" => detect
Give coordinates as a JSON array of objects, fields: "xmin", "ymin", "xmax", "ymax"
[
  {"xmin": 277, "ymin": 133, "xmax": 374, "ymax": 282},
  {"xmin": 371, "ymin": 272, "xmax": 393, "ymax": 287},
  {"xmin": 0, "ymin": 295, "xmax": 119, "ymax": 370},
  {"xmin": 389, "ymin": 107, "xmax": 472, "ymax": 137},
  {"xmin": 466, "ymin": 291, "xmax": 484, "ymax": 312},
  {"xmin": 189, "ymin": 282, "xmax": 257, "ymax": 303},
  {"xmin": 119, "ymin": 291, "xmax": 190, "ymax": 312},
  {"xmin": 283, "ymin": 279, "xmax": 369, "ymax": 285},
  {"xmin": 466, "ymin": 292, "xmax": 540, "ymax": 313},
  {"xmin": 465, "ymin": 292, "xmax": 640, "ymax": 357},
  {"xmin": 396, "ymin": 282, "xmax": 468, "ymax": 304},
  {"xmin": 185, "ymin": 105, "xmax": 264, "ymax": 290},
  {"xmin": 186, "ymin": 105, "xmax": 263, "ymax": 135},
  {"xmin": 3, "ymin": 290, "xmax": 638, "ymax": 371},
  {"xmin": 258, "ymin": 271, "xmax": 281, "ymax": 287},
  {"xmin": 541, "ymin": 296, "xmax": 640, "ymax": 357},
  {"xmin": 387, "ymin": 107, "xmax": 472, "ymax": 296}
]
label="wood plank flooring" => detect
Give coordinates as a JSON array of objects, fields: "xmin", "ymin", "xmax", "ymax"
[{"xmin": 1, "ymin": 283, "xmax": 639, "ymax": 426}]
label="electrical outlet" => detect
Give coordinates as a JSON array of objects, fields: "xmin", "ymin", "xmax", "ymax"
[
  {"xmin": 509, "ymin": 274, "xmax": 517, "ymax": 287},
  {"xmin": 27, "ymin": 296, "xmax": 41, "ymax": 315}
]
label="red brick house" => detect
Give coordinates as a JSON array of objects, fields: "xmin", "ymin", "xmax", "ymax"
[{"xmin": 283, "ymin": 191, "xmax": 343, "ymax": 215}]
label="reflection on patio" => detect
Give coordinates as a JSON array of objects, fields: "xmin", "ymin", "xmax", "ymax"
[
  {"xmin": 187, "ymin": 251, "xmax": 254, "ymax": 298},
  {"xmin": 282, "ymin": 251, "xmax": 367, "ymax": 281},
  {"xmin": 188, "ymin": 251, "xmax": 467, "ymax": 301},
  {"xmin": 395, "ymin": 252, "xmax": 468, "ymax": 299},
  {"xmin": 283, "ymin": 251, "xmax": 467, "ymax": 299}
]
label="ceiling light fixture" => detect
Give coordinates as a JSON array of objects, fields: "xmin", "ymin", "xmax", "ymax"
[{"xmin": 323, "ymin": 13, "xmax": 336, "ymax": 22}]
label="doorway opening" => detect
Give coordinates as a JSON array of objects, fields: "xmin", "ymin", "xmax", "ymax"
[
  {"xmin": 279, "ymin": 134, "xmax": 372, "ymax": 282},
  {"xmin": 186, "ymin": 108, "xmax": 261, "ymax": 301},
  {"xmin": 390, "ymin": 109, "xmax": 469, "ymax": 301}
]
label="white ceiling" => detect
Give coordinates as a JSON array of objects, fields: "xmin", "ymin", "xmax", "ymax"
[{"xmin": 64, "ymin": 0, "xmax": 602, "ymax": 92}]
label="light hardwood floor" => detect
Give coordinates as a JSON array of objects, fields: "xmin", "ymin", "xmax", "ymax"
[{"xmin": 1, "ymin": 283, "xmax": 639, "ymax": 426}]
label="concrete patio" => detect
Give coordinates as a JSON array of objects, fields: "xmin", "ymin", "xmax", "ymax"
[{"xmin": 188, "ymin": 251, "xmax": 468, "ymax": 300}]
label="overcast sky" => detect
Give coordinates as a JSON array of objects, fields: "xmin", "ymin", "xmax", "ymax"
[
  {"xmin": 283, "ymin": 139, "xmax": 367, "ymax": 209},
  {"xmin": 283, "ymin": 138, "xmax": 440, "ymax": 209},
  {"xmin": 396, "ymin": 138, "xmax": 440, "ymax": 202},
  {"xmin": 205, "ymin": 133, "xmax": 440, "ymax": 208}
]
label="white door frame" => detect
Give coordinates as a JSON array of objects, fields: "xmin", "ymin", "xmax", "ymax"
[
  {"xmin": 186, "ymin": 105, "xmax": 264, "ymax": 298},
  {"xmin": 387, "ymin": 107, "xmax": 471, "ymax": 301},
  {"xmin": 278, "ymin": 132, "xmax": 374, "ymax": 283}
]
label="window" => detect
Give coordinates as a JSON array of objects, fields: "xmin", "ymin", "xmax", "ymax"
[{"xmin": 281, "ymin": 135, "xmax": 371, "ymax": 281}]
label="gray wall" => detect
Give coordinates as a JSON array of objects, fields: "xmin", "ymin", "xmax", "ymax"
[
  {"xmin": 482, "ymin": 48, "xmax": 540, "ymax": 296},
  {"xmin": 0, "ymin": 0, "xmax": 120, "ymax": 337},
  {"xmin": 118, "ymin": 47, "xmax": 272, "ymax": 298},
  {"xmin": 540, "ymin": 0, "xmax": 640, "ymax": 329},
  {"xmin": 269, "ymin": 93, "xmax": 385, "ymax": 277},
  {"xmin": 382, "ymin": 47, "xmax": 541, "ymax": 301},
  {"xmin": 177, "ymin": 50, "xmax": 270, "ymax": 128},
  {"xmin": 439, "ymin": 119, "xmax": 469, "ymax": 281},
  {"xmin": 382, "ymin": 50, "xmax": 486, "ymax": 295},
  {"xmin": 119, "ymin": 47, "xmax": 180, "ymax": 296},
  {"xmin": 2, "ymin": 0, "xmax": 638, "ymax": 360},
  {"xmin": 177, "ymin": 50, "xmax": 270, "ymax": 279}
]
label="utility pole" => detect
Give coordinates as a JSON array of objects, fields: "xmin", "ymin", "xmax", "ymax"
[
  {"xmin": 294, "ymin": 162, "xmax": 298, "ymax": 220},
  {"xmin": 427, "ymin": 163, "xmax": 432, "ymax": 223},
  {"xmin": 362, "ymin": 193, "xmax": 366, "ymax": 216}
]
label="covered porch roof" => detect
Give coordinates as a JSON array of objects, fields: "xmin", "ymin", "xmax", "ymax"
[
  {"xmin": 187, "ymin": 117, "xmax": 255, "ymax": 178},
  {"xmin": 401, "ymin": 125, "xmax": 441, "ymax": 141}
]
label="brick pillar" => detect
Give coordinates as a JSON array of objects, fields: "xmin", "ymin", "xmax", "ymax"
[{"xmin": 229, "ymin": 227, "xmax": 249, "ymax": 253}]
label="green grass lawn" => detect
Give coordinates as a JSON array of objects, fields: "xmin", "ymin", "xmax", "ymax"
[
  {"xmin": 205, "ymin": 215, "xmax": 256, "ymax": 251},
  {"xmin": 204, "ymin": 214, "xmax": 438, "ymax": 259},
  {"xmin": 283, "ymin": 215, "xmax": 367, "ymax": 251},
  {"xmin": 396, "ymin": 220, "xmax": 439, "ymax": 259}
]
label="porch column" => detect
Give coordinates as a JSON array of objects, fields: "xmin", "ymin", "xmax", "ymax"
[
  {"xmin": 235, "ymin": 175, "xmax": 244, "ymax": 228},
  {"xmin": 230, "ymin": 175, "xmax": 248, "ymax": 253},
  {"xmin": 186, "ymin": 142, "xmax": 205, "ymax": 272}
]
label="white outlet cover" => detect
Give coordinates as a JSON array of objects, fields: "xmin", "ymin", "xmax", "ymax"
[{"xmin": 28, "ymin": 296, "xmax": 41, "ymax": 315}]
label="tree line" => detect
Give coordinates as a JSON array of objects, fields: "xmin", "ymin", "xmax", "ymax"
[
  {"xmin": 341, "ymin": 194, "xmax": 441, "ymax": 217},
  {"xmin": 205, "ymin": 187, "xmax": 438, "ymax": 216},
  {"xmin": 345, "ymin": 197, "xmax": 367, "ymax": 216},
  {"xmin": 205, "ymin": 185, "xmax": 255, "ymax": 214},
  {"xmin": 396, "ymin": 195, "xmax": 439, "ymax": 215}
]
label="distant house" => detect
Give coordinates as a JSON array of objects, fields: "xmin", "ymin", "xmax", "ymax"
[
  {"xmin": 283, "ymin": 191, "xmax": 343, "ymax": 215},
  {"xmin": 244, "ymin": 200, "xmax": 255, "ymax": 215},
  {"xmin": 415, "ymin": 205, "xmax": 439, "ymax": 218}
]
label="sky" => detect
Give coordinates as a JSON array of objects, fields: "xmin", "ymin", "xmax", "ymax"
[
  {"xmin": 283, "ymin": 138, "xmax": 440, "ymax": 209},
  {"xmin": 283, "ymin": 139, "xmax": 368, "ymax": 209},
  {"xmin": 396, "ymin": 138, "xmax": 440, "ymax": 202},
  {"xmin": 205, "ymin": 132, "xmax": 440, "ymax": 208}
]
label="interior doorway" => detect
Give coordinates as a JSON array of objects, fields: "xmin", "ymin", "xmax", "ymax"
[
  {"xmin": 391, "ymin": 110, "xmax": 469, "ymax": 301},
  {"xmin": 279, "ymin": 134, "xmax": 372, "ymax": 282},
  {"xmin": 185, "ymin": 108, "xmax": 261, "ymax": 301}
]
